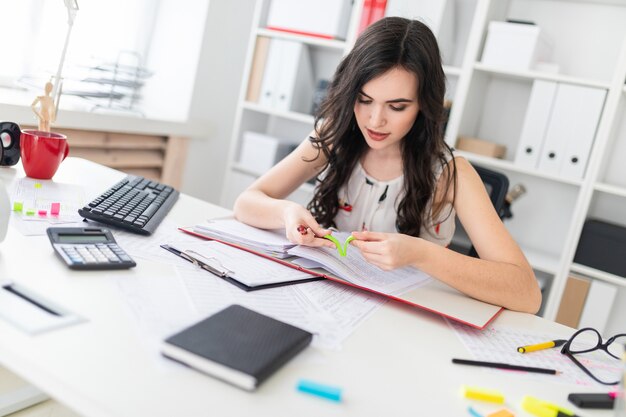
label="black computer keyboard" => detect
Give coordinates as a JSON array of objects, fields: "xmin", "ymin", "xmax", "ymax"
[{"xmin": 78, "ymin": 175, "xmax": 179, "ymax": 235}]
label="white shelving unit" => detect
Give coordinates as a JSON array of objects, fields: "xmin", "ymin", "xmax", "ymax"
[{"xmin": 222, "ymin": 0, "xmax": 626, "ymax": 333}]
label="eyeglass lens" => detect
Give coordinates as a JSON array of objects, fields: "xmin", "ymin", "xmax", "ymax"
[
  {"xmin": 607, "ymin": 335, "xmax": 626, "ymax": 358},
  {"xmin": 569, "ymin": 328, "xmax": 602, "ymax": 354}
]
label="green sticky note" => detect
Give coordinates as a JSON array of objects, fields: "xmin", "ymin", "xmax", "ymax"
[
  {"xmin": 324, "ymin": 235, "xmax": 355, "ymax": 257},
  {"xmin": 26, "ymin": 209, "xmax": 35, "ymax": 216},
  {"xmin": 34, "ymin": 183, "xmax": 42, "ymax": 189},
  {"xmin": 13, "ymin": 201, "xmax": 23, "ymax": 212}
]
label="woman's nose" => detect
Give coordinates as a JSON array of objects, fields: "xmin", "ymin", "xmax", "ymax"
[{"xmin": 369, "ymin": 106, "xmax": 386, "ymax": 128}]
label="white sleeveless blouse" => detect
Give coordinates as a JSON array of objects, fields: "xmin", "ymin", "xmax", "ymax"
[{"xmin": 333, "ymin": 161, "xmax": 455, "ymax": 247}]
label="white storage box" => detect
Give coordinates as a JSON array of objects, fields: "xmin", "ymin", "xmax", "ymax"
[
  {"xmin": 481, "ymin": 21, "xmax": 552, "ymax": 71},
  {"xmin": 266, "ymin": 0, "xmax": 352, "ymax": 40},
  {"xmin": 239, "ymin": 131, "xmax": 294, "ymax": 175}
]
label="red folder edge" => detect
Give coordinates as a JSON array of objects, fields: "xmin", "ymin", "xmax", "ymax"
[{"xmin": 178, "ymin": 227, "xmax": 503, "ymax": 330}]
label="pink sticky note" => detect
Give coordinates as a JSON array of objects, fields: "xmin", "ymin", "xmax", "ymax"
[
  {"xmin": 38, "ymin": 210, "xmax": 48, "ymax": 216},
  {"xmin": 50, "ymin": 202, "xmax": 61, "ymax": 215}
]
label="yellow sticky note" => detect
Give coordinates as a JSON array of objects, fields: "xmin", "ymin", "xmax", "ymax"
[
  {"xmin": 34, "ymin": 183, "xmax": 42, "ymax": 189},
  {"xmin": 462, "ymin": 386, "xmax": 505, "ymax": 404},
  {"xmin": 487, "ymin": 409, "xmax": 514, "ymax": 417}
]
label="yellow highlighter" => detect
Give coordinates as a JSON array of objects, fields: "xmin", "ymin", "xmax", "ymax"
[
  {"xmin": 461, "ymin": 386, "xmax": 505, "ymax": 404},
  {"xmin": 517, "ymin": 339, "xmax": 567, "ymax": 353},
  {"xmin": 521, "ymin": 395, "xmax": 579, "ymax": 417}
]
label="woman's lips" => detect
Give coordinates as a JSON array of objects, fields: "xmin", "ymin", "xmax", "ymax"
[{"xmin": 366, "ymin": 128, "xmax": 390, "ymax": 141}]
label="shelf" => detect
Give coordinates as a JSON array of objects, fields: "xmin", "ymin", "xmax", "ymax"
[
  {"xmin": 256, "ymin": 28, "xmax": 347, "ymax": 50},
  {"xmin": 473, "ymin": 63, "xmax": 611, "ymax": 90},
  {"xmin": 570, "ymin": 263, "xmax": 626, "ymax": 288},
  {"xmin": 454, "ymin": 150, "xmax": 584, "ymax": 187},
  {"xmin": 594, "ymin": 182, "xmax": 626, "ymax": 198},
  {"xmin": 443, "ymin": 65, "xmax": 462, "ymax": 77},
  {"xmin": 242, "ymin": 101, "xmax": 315, "ymax": 124}
]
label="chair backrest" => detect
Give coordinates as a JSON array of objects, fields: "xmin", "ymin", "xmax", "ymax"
[
  {"xmin": 473, "ymin": 164, "xmax": 509, "ymax": 216},
  {"xmin": 467, "ymin": 164, "xmax": 509, "ymax": 258}
]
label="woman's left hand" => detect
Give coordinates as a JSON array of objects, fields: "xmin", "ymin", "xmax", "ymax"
[{"xmin": 350, "ymin": 231, "xmax": 421, "ymax": 270}]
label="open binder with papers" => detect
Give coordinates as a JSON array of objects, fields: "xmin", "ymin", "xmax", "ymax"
[{"xmin": 172, "ymin": 219, "xmax": 503, "ymax": 329}]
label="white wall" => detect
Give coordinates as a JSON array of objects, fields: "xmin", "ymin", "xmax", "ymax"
[
  {"xmin": 142, "ymin": 0, "xmax": 210, "ymax": 121},
  {"xmin": 180, "ymin": 0, "xmax": 256, "ymax": 203}
]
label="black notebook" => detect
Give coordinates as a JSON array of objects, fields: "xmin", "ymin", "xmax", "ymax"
[{"xmin": 161, "ymin": 305, "xmax": 313, "ymax": 391}]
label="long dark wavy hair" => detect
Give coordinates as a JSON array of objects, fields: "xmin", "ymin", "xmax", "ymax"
[{"xmin": 306, "ymin": 17, "xmax": 456, "ymax": 237}]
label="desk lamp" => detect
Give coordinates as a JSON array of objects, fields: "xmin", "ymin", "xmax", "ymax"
[{"xmin": 51, "ymin": 0, "xmax": 79, "ymax": 109}]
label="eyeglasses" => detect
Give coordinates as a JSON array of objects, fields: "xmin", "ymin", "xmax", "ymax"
[{"xmin": 560, "ymin": 327, "xmax": 626, "ymax": 385}]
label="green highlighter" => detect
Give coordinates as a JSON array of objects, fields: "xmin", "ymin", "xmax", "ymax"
[{"xmin": 323, "ymin": 235, "xmax": 355, "ymax": 257}]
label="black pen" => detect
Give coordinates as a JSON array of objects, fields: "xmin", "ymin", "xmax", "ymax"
[
  {"xmin": 452, "ymin": 358, "xmax": 559, "ymax": 375},
  {"xmin": 2, "ymin": 284, "xmax": 61, "ymax": 316}
]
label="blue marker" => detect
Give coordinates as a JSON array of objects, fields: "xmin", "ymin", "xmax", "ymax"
[
  {"xmin": 468, "ymin": 406, "xmax": 484, "ymax": 417},
  {"xmin": 296, "ymin": 379, "xmax": 342, "ymax": 402}
]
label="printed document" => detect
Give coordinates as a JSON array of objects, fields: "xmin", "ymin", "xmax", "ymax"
[{"xmin": 450, "ymin": 321, "xmax": 623, "ymax": 387}]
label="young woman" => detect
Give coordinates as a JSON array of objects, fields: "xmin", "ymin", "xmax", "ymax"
[{"xmin": 234, "ymin": 17, "xmax": 541, "ymax": 314}]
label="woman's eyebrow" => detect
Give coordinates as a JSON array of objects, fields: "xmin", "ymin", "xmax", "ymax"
[{"xmin": 358, "ymin": 90, "xmax": 415, "ymax": 103}]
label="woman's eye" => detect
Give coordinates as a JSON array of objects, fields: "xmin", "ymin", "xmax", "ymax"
[
  {"xmin": 357, "ymin": 98, "xmax": 372, "ymax": 104},
  {"xmin": 390, "ymin": 105, "xmax": 406, "ymax": 111}
]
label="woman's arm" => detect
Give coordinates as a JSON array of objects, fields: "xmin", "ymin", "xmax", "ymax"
[
  {"xmin": 233, "ymin": 134, "xmax": 334, "ymax": 247},
  {"xmin": 352, "ymin": 157, "xmax": 542, "ymax": 313}
]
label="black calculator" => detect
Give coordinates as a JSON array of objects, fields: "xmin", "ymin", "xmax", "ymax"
[{"xmin": 47, "ymin": 227, "xmax": 136, "ymax": 270}]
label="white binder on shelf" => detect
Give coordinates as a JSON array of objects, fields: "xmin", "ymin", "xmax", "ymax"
[
  {"xmin": 258, "ymin": 39, "xmax": 286, "ymax": 109},
  {"xmin": 514, "ymin": 80, "xmax": 557, "ymax": 169},
  {"xmin": 559, "ymin": 86, "xmax": 606, "ymax": 179},
  {"xmin": 578, "ymin": 280, "xmax": 617, "ymax": 334},
  {"xmin": 537, "ymin": 84, "xmax": 602, "ymax": 176},
  {"xmin": 274, "ymin": 40, "xmax": 313, "ymax": 113},
  {"xmin": 258, "ymin": 39, "xmax": 314, "ymax": 114}
]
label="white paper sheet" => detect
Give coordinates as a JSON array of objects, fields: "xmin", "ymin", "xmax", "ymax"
[
  {"xmin": 113, "ymin": 267, "xmax": 199, "ymax": 358},
  {"xmin": 450, "ymin": 321, "xmax": 623, "ymax": 387},
  {"xmin": 180, "ymin": 265, "xmax": 386, "ymax": 350},
  {"xmin": 10, "ymin": 178, "xmax": 86, "ymax": 236},
  {"xmin": 113, "ymin": 221, "xmax": 199, "ymax": 265},
  {"xmin": 289, "ymin": 232, "xmax": 432, "ymax": 295}
]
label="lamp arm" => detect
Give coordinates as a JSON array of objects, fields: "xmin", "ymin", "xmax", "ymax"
[{"xmin": 51, "ymin": 0, "xmax": 79, "ymax": 105}]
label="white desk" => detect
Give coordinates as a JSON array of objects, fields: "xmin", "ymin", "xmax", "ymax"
[{"xmin": 0, "ymin": 159, "xmax": 616, "ymax": 417}]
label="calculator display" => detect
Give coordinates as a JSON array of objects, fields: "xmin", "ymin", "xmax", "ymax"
[{"xmin": 57, "ymin": 234, "xmax": 109, "ymax": 243}]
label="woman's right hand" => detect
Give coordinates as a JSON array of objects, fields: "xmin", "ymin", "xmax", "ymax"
[{"xmin": 283, "ymin": 203, "xmax": 335, "ymax": 248}]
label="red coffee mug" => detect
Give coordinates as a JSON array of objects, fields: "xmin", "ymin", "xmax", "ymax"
[{"xmin": 20, "ymin": 130, "xmax": 70, "ymax": 179}]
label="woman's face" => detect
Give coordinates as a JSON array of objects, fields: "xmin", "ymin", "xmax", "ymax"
[{"xmin": 353, "ymin": 66, "xmax": 419, "ymax": 155}]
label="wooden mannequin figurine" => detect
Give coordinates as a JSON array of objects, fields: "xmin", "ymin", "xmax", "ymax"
[{"xmin": 31, "ymin": 81, "xmax": 57, "ymax": 132}]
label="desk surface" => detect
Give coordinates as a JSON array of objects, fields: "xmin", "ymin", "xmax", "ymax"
[{"xmin": 0, "ymin": 159, "xmax": 616, "ymax": 417}]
